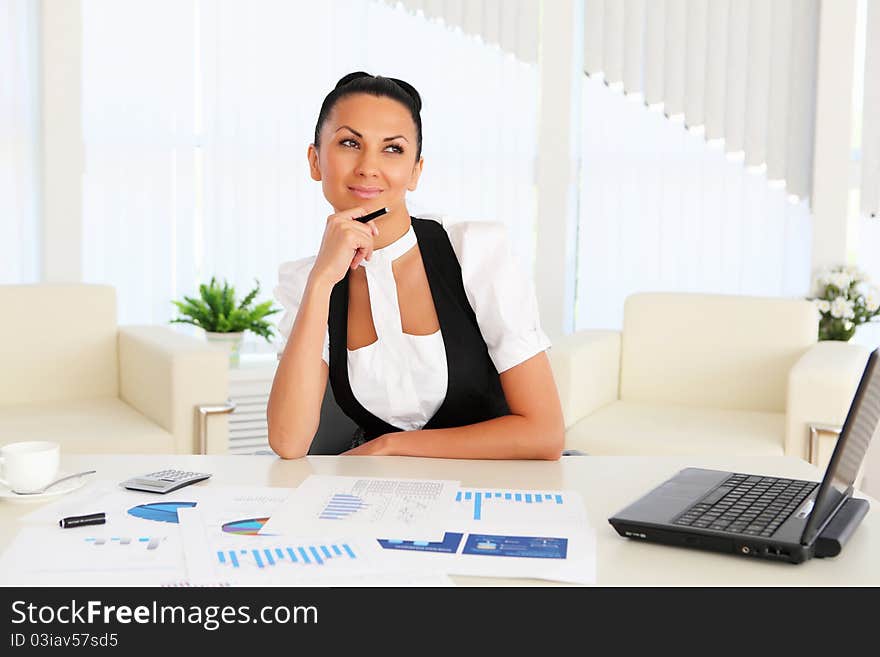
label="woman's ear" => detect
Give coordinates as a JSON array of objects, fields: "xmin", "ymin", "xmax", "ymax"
[
  {"xmin": 407, "ymin": 156, "xmax": 424, "ymax": 192},
  {"xmin": 307, "ymin": 144, "xmax": 322, "ymax": 181}
]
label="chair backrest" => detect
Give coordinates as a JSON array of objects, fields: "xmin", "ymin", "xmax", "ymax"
[
  {"xmin": 620, "ymin": 293, "xmax": 818, "ymax": 413},
  {"xmin": 308, "ymin": 381, "xmax": 359, "ymax": 455},
  {"xmin": 0, "ymin": 284, "xmax": 119, "ymax": 406}
]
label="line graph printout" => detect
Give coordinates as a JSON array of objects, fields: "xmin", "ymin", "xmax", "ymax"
[{"xmin": 259, "ymin": 476, "xmax": 459, "ymax": 541}]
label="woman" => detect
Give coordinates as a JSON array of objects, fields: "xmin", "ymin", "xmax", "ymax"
[{"xmin": 268, "ymin": 72, "xmax": 564, "ymax": 459}]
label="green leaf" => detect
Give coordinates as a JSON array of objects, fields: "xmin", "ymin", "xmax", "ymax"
[{"xmin": 170, "ymin": 276, "xmax": 283, "ymax": 342}]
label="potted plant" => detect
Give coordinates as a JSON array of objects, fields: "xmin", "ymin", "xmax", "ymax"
[
  {"xmin": 808, "ymin": 266, "xmax": 880, "ymax": 341},
  {"xmin": 170, "ymin": 277, "xmax": 281, "ymax": 366}
]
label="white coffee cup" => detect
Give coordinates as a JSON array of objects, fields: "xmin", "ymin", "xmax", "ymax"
[{"xmin": 0, "ymin": 441, "xmax": 61, "ymax": 493}]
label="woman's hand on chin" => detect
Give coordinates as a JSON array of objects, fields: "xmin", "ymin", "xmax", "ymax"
[{"xmin": 341, "ymin": 433, "xmax": 396, "ymax": 456}]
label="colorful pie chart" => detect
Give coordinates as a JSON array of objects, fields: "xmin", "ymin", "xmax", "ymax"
[
  {"xmin": 221, "ymin": 517, "xmax": 270, "ymax": 535},
  {"xmin": 127, "ymin": 502, "xmax": 197, "ymax": 523}
]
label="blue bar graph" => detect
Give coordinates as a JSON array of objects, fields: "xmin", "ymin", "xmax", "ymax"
[
  {"xmin": 216, "ymin": 542, "xmax": 357, "ymax": 569},
  {"xmin": 84, "ymin": 536, "xmax": 160, "ymax": 550},
  {"xmin": 318, "ymin": 494, "xmax": 370, "ymax": 520},
  {"xmin": 456, "ymin": 489, "xmax": 566, "ymax": 521}
]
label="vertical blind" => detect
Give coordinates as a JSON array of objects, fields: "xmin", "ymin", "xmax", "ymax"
[
  {"xmin": 581, "ymin": 0, "xmax": 820, "ymax": 202},
  {"xmin": 575, "ymin": 75, "xmax": 813, "ymax": 330},
  {"xmin": 386, "ymin": 0, "xmax": 540, "ymax": 64},
  {"xmin": 81, "ymin": 0, "xmax": 540, "ymax": 338},
  {"xmin": 861, "ymin": 0, "xmax": 880, "ymax": 217},
  {"xmin": 0, "ymin": 0, "xmax": 41, "ymax": 284}
]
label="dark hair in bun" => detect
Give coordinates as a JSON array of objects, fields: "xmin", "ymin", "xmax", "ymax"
[{"xmin": 313, "ymin": 72, "xmax": 423, "ymax": 160}]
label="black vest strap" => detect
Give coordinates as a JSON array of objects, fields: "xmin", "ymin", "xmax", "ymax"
[{"xmin": 327, "ymin": 217, "xmax": 510, "ymax": 443}]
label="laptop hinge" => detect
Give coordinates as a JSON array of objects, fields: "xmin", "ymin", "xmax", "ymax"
[{"xmin": 813, "ymin": 497, "xmax": 870, "ymax": 558}]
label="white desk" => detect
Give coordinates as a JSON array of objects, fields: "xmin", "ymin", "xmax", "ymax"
[{"xmin": 1, "ymin": 454, "xmax": 877, "ymax": 586}]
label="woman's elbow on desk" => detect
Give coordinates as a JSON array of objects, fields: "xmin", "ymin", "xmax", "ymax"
[
  {"xmin": 537, "ymin": 425, "xmax": 565, "ymax": 461},
  {"xmin": 525, "ymin": 413, "xmax": 565, "ymax": 461},
  {"xmin": 267, "ymin": 426, "xmax": 312, "ymax": 459}
]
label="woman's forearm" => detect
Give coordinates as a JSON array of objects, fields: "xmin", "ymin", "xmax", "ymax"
[
  {"xmin": 384, "ymin": 414, "xmax": 564, "ymax": 461},
  {"xmin": 267, "ymin": 276, "xmax": 333, "ymax": 458}
]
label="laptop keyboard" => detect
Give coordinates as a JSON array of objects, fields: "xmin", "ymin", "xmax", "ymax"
[{"xmin": 673, "ymin": 474, "xmax": 818, "ymax": 537}]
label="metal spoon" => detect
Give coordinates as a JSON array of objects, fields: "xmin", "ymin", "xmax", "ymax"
[{"xmin": 12, "ymin": 470, "xmax": 97, "ymax": 495}]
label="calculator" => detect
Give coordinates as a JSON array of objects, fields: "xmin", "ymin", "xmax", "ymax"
[{"xmin": 121, "ymin": 469, "xmax": 212, "ymax": 494}]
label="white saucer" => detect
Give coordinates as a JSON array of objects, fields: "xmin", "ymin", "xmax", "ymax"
[{"xmin": 0, "ymin": 473, "xmax": 90, "ymax": 503}]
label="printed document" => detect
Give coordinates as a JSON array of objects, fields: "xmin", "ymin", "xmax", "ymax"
[
  {"xmin": 259, "ymin": 475, "xmax": 459, "ymax": 541},
  {"xmin": 376, "ymin": 487, "xmax": 596, "ymax": 584}
]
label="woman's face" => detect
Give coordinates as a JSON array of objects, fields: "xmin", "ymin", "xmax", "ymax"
[{"xmin": 308, "ymin": 93, "xmax": 423, "ymax": 213}]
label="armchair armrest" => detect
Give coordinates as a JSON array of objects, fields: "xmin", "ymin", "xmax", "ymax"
[
  {"xmin": 548, "ymin": 330, "xmax": 621, "ymax": 429},
  {"xmin": 785, "ymin": 341, "xmax": 872, "ymax": 461},
  {"xmin": 118, "ymin": 326, "xmax": 229, "ymax": 454}
]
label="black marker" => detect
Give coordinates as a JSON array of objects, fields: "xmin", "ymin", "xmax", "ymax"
[
  {"xmin": 355, "ymin": 207, "xmax": 389, "ymax": 223},
  {"xmin": 59, "ymin": 512, "xmax": 106, "ymax": 529}
]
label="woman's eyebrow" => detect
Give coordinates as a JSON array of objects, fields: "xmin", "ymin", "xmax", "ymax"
[{"xmin": 335, "ymin": 125, "xmax": 409, "ymax": 142}]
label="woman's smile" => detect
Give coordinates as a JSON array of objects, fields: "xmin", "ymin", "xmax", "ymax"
[{"xmin": 348, "ymin": 185, "xmax": 384, "ymax": 199}]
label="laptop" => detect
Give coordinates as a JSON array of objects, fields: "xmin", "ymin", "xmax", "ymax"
[{"xmin": 608, "ymin": 348, "xmax": 879, "ymax": 564}]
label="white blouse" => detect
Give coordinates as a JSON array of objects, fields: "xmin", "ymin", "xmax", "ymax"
[{"xmin": 274, "ymin": 216, "xmax": 551, "ymax": 432}]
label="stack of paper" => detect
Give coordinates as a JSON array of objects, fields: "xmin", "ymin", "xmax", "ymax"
[{"xmin": 0, "ymin": 475, "xmax": 596, "ymax": 586}]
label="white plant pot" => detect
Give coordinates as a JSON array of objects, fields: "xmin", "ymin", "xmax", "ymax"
[{"xmin": 205, "ymin": 331, "xmax": 244, "ymax": 367}]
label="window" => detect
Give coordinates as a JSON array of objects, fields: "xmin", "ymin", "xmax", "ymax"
[{"xmin": 80, "ymin": 0, "xmax": 539, "ymax": 349}]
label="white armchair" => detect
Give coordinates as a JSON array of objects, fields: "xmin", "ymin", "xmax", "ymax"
[
  {"xmin": 549, "ymin": 293, "xmax": 871, "ymax": 460},
  {"xmin": 0, "ymin": 284, "xmax": 231, "ymax": 454}
]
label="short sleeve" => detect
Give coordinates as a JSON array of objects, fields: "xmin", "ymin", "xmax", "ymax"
[
  {"xmin": 443, "ymin": 219, "xmax": 552, "ymax": 373},
  {"xmin": 273, "ymin": 256, "xmax": 330, "ymax": 365}
]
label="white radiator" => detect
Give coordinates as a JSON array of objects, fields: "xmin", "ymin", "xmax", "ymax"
[{"xmin": 228, "ymin": 358, "xmax": 277, "ymax": 455}]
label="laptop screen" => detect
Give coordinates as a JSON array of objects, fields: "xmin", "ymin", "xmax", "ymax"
[{"xmin": 801, "ymin": 349, "xmax": 880, "ymax": 545}]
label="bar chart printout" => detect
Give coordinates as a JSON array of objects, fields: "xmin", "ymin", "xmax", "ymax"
[
  {"xmin": 178, "ymin": 507, "xmax": 393, "ymax": 585},
  {"xmin": 451, "ymin": 488, "xmax": 588, "ymax": 527},
  {"xmin": 216, "ymin": 542, "xmax": 357, "ymax": 569}
]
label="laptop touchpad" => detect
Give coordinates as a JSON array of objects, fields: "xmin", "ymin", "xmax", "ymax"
[{"xmin": 613, "ymin": 468, "xmax": 731, "ymax": 523}]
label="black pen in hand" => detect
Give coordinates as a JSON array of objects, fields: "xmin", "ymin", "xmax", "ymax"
[{"xmin": 354, "ymin": 207, "xmax": 389, "ymax": 223}]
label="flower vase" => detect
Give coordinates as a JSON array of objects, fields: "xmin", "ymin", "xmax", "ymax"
[{"xmin": 205, "ymin": 331, "xmax": 244, "ymax": 367}]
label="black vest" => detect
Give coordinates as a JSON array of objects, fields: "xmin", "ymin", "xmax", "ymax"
[{"xmin": 327, "ymin": 217, "xmax": 511, "ymax": 442}]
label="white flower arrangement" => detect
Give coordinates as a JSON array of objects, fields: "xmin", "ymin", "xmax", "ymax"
[{"xmin": 809, "ymin": 265, "xmax": 880, "ymax": 341}]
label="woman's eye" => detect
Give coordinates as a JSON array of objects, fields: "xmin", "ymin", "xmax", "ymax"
[{"xmin": 339, "ymin": 139, "xmax": 402, "ymax": 153}]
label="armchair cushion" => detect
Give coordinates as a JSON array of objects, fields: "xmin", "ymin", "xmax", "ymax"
[
  {"xmin": 0, "ymin": 284, "xmax": 118, "ymax": 405},
  {"xmin": 565, "ymin": 400, "xmax": 785, "ymax": 456},
  {"xmin": 620, "ymin": 293, "xmax": 818, "ymax": 413},
  {"xmin": 0, "ymin": 397, "xmax": 174, "ymax": 454}
]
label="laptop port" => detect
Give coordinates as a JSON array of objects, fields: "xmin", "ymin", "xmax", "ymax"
[{"xmin": 763, "ymin": 546, "xmax": 790, "ymax": 558}]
